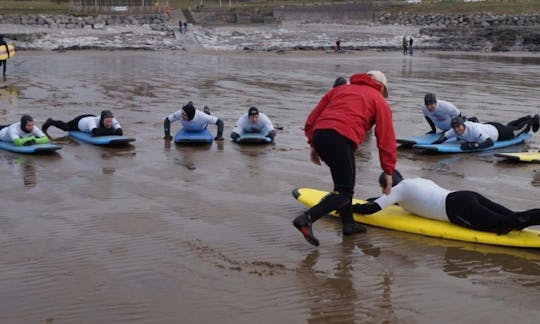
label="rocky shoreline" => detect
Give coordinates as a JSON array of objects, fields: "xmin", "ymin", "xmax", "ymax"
[{"xmin": 1, "ymin": 8, "xmax": 540, "ymax": 52}]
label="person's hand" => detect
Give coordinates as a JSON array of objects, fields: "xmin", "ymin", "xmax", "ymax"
[
  {"xmin": 231, "ymin": 132, "xmax": 240, "ymax": 141},
  {"xmin": 23, "ymin": 139, "xmax": 36, "ymax": 146},
  {"xmin": 164, "ymin": 134, "xmax": 173, "ymax": 141},
  {"xmin": 310, "ymin": 147, "xmax": 321, "ymax": 165},
  {"xmin": 461, "ymin": 142, "xmax": 479, "ymax": 150},
  {"xmin": 382, "ymin": 174, "xmax": 392, "ymax": 195},
  {"xmin": 214, "ymin": 135, "xmax": 223, "ymax": 141},
  {"xmin": 432, "ymin": 134, "xmax": 446, "ymax": 144}
]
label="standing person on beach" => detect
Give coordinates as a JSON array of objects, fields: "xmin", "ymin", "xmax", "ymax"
[
  {"xmin": 293, "ymin": 71, "xmax": 397, "ymax": 246},
  {"xmin": 409, "ymin": 37, "xmax": 414, "ymax": 55},
  {"xmin": 0, "ymin": 34, "xmax": 10, "ymax": 81},
  {"xmin": 402, "ymin": 36, "xmax": 408, "ymax": 55},
  {"xmin": 178, "ymin": 20, "xmax": 183, "ymax": 33}
]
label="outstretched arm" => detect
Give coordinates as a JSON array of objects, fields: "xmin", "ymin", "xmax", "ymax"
[
  {"xmin": 352, "ymin": 202, "xmax": 382, "ymax": 215},
  {"xmin": 433, "ymin": 133, "xmax": 447, "ymax": 144},
  {"xmin": 215, "ymin": 119, "xmax": 224, "ymax": 141},
  {"xmin": 424, "ymin": 116, "xmax": 436, "ymax": 134},
  {"xmin": 163, "ymin": 117, "xmax": 172, "ymax": 140}
]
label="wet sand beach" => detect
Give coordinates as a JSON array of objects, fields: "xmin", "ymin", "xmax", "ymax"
[{"xmin": 0, "ymin": 49, "xmax": 539, "ymax": 323}]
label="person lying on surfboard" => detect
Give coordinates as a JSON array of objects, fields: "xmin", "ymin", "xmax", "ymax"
[
  {"xmin": 353, "ymin": 170, "xmax": 540, "ymax": 235},
  {"xmin": 163, "ymin": 101, "xmax": 224, "ymax": 141},
  {"xmin": 0, "ymin": 115, "xmax": 50, "ymax": 146},
  {"xmin": 230, "ymin": 106, "xmax": 276, "ymax": 142},
  {"xmin": 42, "ymin": 110, "xmax": 123, "ymax": 136},
  {"xmin": 433, "ymin": 114, "xmax": 539, "ymax": 150}
]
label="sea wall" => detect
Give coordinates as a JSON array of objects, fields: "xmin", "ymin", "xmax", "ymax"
[
  {"xmin": 375, "ymin": 12, "xmax": 540, "ymax": 28},
  {"xmin": 0, "ymin": 14, "xmax": 168, "ymax": 31}
]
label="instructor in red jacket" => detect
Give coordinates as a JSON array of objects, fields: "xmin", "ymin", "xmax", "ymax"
[{"xmin": 293, "ymin": 71, "xmax": 397, "ymax": 246}]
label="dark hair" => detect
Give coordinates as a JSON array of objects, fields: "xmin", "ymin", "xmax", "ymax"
[
  {"xmin": 248, "ymin": 106, "xmax": 259, "ymax": 116},
  {"xmin": 379, "ymin": 170, "xmax": 404, "ymax": 188},
  {"xmin": 333, "ymin": 77, "xmax": 347, "ymax": 88},
  {"xmin": 99, "ymin": 110, "xmax": 114, "ymax": 128},
  {"xmin": 182, "ymin": 103, "xmax": 196, "ymax": 120},
  {"xmin": 424, "ymin": 93, "xmax": 437, "ymax": 105},
  {"xmin": 451, "ymin": 115, "xmax": 465, "ymax": 128},
  {"xmin": 20, "ymin": 114, "xmax": 33, "ymax": 132}
]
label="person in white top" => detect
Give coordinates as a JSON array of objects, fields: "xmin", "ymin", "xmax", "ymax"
[
  {"xmin": 42, "ymin": 110, "xmax": 123, "ymax": 136},
  {"xmin": 422, "ymin": 93, "xmax": 464, "ymax": 133},
  {"xmin": 433, "ymin": 114, "xmax": 539, "ymax": 150},
  {"xmin": 0, "ymin": 115, "xmax": 50, "ymax": 146},
  {"xmin": 230, "ymin": 107, "xmax": 276, "ymax": 142},
  {"xmin": 353, "ymin": 170, "xmax": 540, "ymax": 235},
  {"xmin": 163, "ymin": 102, "xmax": 224, "ymax": 141}
]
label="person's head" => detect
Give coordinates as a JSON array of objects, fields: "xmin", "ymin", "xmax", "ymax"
[
  {"xmin": 333, "ymin": 77, "xmax": 347, "ymax": 88},
  {"xmin": 378, "ymin": 170, "xmax": 404, "ymax": 189},
  {"xmin": 367, "ymin": 70, "xmax": 388, "ymax": 98},
  {"xmin": 20, "ymin": 114, "xmax": 34, "ymax": 133},
  {"xmin": 424, "ymin": 93, "xmax": 437, "ymax": 111},
  {"xmin": 100, "ymin": 110, "xmax": 114, "ymax": 128},
  {"xmin": 451, "ymin": 115, "xmax": 466, "ymax": 135},
  {"xmin": 248, "ymin": 106, "xmax": 259, "ymax": 123},
  {"xmin": 182, "ymin": 102, "xmax": 196, "ymax": 121}
]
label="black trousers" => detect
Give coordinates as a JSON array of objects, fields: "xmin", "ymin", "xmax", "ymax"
[
  {"xmin": 307, "ymin": 129, "xmax": 356, "ymax": 225},
  {"xmin": 446, "ymin": 191, "xmax": 540, "ymax": 234},
  {"xmin": 49, "ymin": 114, "xmax": 95, "ymax": 131}
]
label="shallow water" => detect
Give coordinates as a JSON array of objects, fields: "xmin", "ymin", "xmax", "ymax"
[{"xmin": 1, "ymin": 49, "xmax": 539, "ymax": 323}]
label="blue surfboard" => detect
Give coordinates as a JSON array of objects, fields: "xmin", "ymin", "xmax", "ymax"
[
  {"xmin": 397, "ymin": 133, "xmax": 448, "ymax": 146},
  {"xmin": 0, "ymin": 140, "xmax": 62, "ymax": 154},
  {"xmin": 234, "ymin": 133, "xmax": 272, "ymax": 144},
  {"xmin": 174, "ymin": 128, "xmax": 213, "ymax": 144},
  {"xmin": 414, "ymin": 133, "xmax": 531, "ymax": 153},
  {"xmin": 68, "ymin": 131, "xmax": 135, "ymax": 145}
]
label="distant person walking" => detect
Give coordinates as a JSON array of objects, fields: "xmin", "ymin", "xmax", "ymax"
[
  {"xmin": 184, "ymin": 22, "xmax": 188, "ymax": 33},
  {"xmin": 402, "ymin": 36, "xmax": 408, "ymax": 55},
  {"xmin": 409, "ymin": 37, "xmax": 414, "ymax": 55},
  {"xmin": 178, "ymin": 20, "xmax": 183, "ymax": 33}
]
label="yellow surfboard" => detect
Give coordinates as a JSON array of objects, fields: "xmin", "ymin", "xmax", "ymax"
[
  {"xmin": 495, "ymin": 151, "xmax": 540, "ymax": 163},
  {"xmin": 0, "ymin": 44, "xmax": 16, "ymax": 60},
  {"xmin": 292, "ymin": 188, "xmax": 540, "ymax": 248}
]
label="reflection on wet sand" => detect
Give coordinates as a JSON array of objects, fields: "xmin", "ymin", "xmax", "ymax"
[{"xmin": 298, "ymin": 237, "xmax": 399, "ymax": 323}]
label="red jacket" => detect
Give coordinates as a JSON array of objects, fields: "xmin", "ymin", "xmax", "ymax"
[{"xmin": 304, "ymin": 73, "xmax": 397, "ymax": 175}]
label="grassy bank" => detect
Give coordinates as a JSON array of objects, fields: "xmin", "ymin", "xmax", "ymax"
[
  {"xmin": 0, "ymin": 0, "xmax": 69, "ymax": 15},
  {"xmin": 2, "ymin": 0, "xmax": 540, "ymax": 15}
]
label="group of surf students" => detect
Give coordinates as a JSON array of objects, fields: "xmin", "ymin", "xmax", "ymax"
[
  {"xmin": 292, "ymin": 71, "xmax": 540, "ymax": 247},
  {"xmin": 0, "ymin": 110, "xmax": 124, "ymax": 147},
  {"xmin": 422, "ymin": 92, "xmax": 540, "ymax": 150},
  {"xmin": 2, "ymin": 71, "xmax": 540, "ymax": 248},
  {"xmin": 0, "ymin": 104, "xmax": 277, "ymax": 148},
  {"xmin": 163, "ymin": 103, "xmax": 276, "ymax": 142}
]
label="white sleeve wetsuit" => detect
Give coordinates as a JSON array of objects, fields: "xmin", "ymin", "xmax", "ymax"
[{"xmin": 353, "ymin": 178, "xmax": 540, "ymax": 234}]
